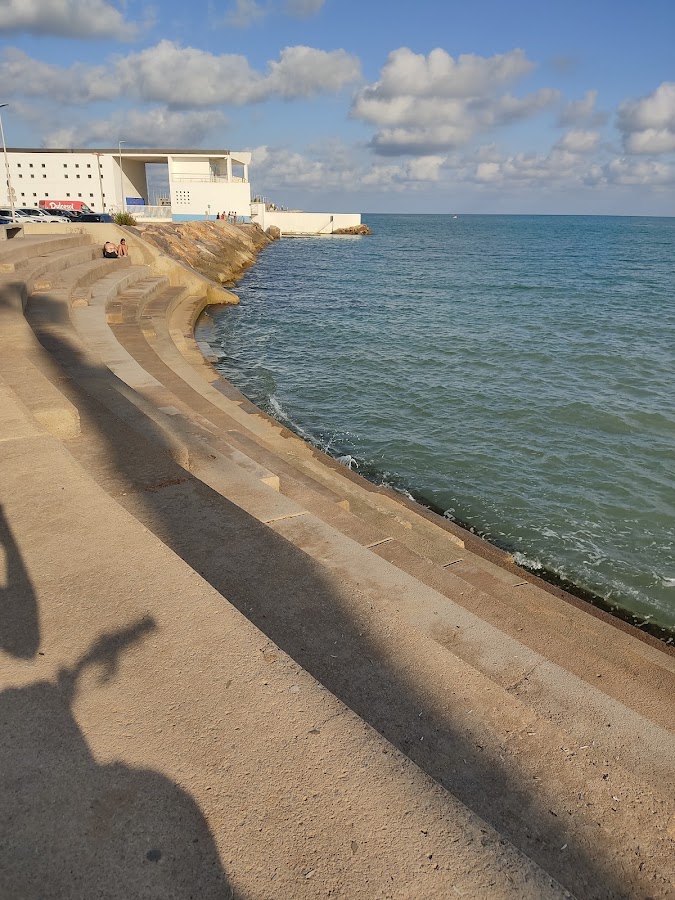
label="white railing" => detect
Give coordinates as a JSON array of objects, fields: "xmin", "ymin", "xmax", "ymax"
[
  {"xmin": 126, "ymin": 205, "xmax": 172, "ymax": 219},
  {"xmin": 171, "ymin": 175, "xmax": 247, "ymax": 184}
]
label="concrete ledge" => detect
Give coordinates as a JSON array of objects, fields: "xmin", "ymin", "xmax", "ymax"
[{"xmin": 0, "ymin": 351, "xmax": 80, "ymax": 439}]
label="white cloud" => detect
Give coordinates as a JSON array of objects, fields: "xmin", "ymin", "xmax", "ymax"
[
  {"xmin": 221, "ymin": 0, "xmax": 325, "ymax": 26},
  {"xmin": 251, "ymin": 144, "xmax": 447, "ymax": 193},
  {"xmin": 0, "ymin": 48, "xmax": 116, "ymax": 103},
  {"xmin": 556, "ymin": 129, "xmax": 600, "ymax": 154},
  {"xmin": 120, "ymin": 42, "xmax": 360, "ymax": 105},
  {"xmin": 604, "ymin": 157, "xmax": 675, "ymax": 186},
  {"xmin": 43, "ymin": 108, "xmax": 226, "ymax": 149},
  {"xmin": 407, "ymin": 155, "xmax": 446, "ymax": 181},
  {"xmin": 0, "ymin": 42, "xmax": 361, "ymax": 108},
  {"xmin": 558, "ymin": 90, "xmax": 606, "ymax": 127},
  {"xmin": 0, "ymin": 0, "xmax": 138, "ymax": 39},
  {"xmin": 263, "ymin": 46, "xmax": 361, "ymax": 99},
  {"xmin": 618, "ymin": 82, "xmax": 675, "ymax": 154},
  {"xmin": 352, "ymin": 47, "xmax": 559, "ymax": 155},
  {"xmin": 223, "ymin": 0, "xmax": 266, "ymax": 27}
]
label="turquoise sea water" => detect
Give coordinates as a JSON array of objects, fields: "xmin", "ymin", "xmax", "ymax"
[{"xmin": 197, "ymin": 214, "xmax": 675, "ymax": 636}]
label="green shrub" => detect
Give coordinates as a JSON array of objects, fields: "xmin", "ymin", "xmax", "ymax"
[{"xmin": 113, "ymin": 211, "xmax": 138, "ymax": 226}]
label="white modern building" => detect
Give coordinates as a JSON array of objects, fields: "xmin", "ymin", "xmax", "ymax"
[{"xmin": 3, "ymin": 148, "xmax": 252, "ymax": 222}]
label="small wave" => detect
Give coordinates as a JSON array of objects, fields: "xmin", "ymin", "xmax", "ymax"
[
  {"xmin": 513, "ymin": 552, "xmax": 543, "ymax": 571},
  {"xmin": 662, "ymin": 577, "xmax": 675, "ymax": 588},
  {"xmin": 267, "ymin": 394, "xmax": 291, "ymax": 422},
  {"xmin": 337, "ymin": 454, "xmax": 358, "ymax": 470}
]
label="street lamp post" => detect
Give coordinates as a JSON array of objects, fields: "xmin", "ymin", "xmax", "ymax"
[
  {"xmin": 118, "ymin": 140, "xmax": 126, "ymax": 214},
  {"xmin": 0, "ymin": 104, "xmax": 17, "ymax": 223}
]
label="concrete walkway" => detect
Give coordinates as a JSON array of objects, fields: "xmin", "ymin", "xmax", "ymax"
[{"xmin": 1, "ymin": 226, "xmax": 673, "ymax": 899}]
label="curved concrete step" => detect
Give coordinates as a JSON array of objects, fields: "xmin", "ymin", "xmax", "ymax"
[
  {"xmin": 20, "ymin": 244, "xmax": 103, "ymax": 292},
  {"xmin": 107, "ymin": 284, "xmax": 675, "ymax": 734},
  {"xmin": 18, "ymin": 320, "xmax": 675, "ymax": 899},
  {"xmin": 0, "ymin": 371, "xmax": 575, "ymax": 900},
  {"xmin": 50, "ymin": 256, "xmax": 132, "ymax": 305},
  {"xmin": 0, "ymin": 233, "xmax": 90, "ymax": 270},
  {"xmin": 11, "ymin": 235, "xmax": 675, "ymax": 899},
  {"xmin": 30, "ymin": 277, "xmax": 675, "ymax": 799}
]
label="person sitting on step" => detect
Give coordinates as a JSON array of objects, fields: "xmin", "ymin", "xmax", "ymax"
[{"xmin": 102, "ymin": 241, "xmax": 118, "ymax": 259}]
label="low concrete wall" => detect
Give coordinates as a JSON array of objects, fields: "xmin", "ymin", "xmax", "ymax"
[
  {"xmin": 251, "ymin": 208, "xmax": 361, "ymax": 235},
  {"xmin": 0, "ymin": 223, "xmax": 24, "ymax": 241}
]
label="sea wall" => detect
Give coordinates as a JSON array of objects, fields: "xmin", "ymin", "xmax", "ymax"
[{"xmin": 136, "ymin": 220, "xmax": 275, "ymax": 287}]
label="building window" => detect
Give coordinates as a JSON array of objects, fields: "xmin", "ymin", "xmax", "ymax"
[
  {"xmin": 17, "ymin": 163, "xmax": 21, "ymax": 168},
  {"xmin": 75, "ymin": 164, "xmax": 79, "ymax": 168},
  {"xmin": 32, "ymin": 193, "xmax": 36, "ymax": 197},
  {"xmin": 65, "ymin": 175, "xmax": 68, "ymax": 179},
  {"xmin": 42, "ymin": 164, "xmax": 45, "ymax": 168},
  {"xmin": 76, "ymin": 174, "xmax": 80, "ymax": 179},
  {"xmin": 66, "ymin": 193, "xmax": 70, "ymax": 197},
  {"xmin": 18, "ymin": 174, "xmax": 22, "ymax": 178},
  {"xmin": 43, "ymin": 174, "xmax": 46, "ymax": 179},
  {"xmin": 63, "ymin": 163, "xmax": 67, "ymax": 168},
  {"xmin": 30, "ymin": 174, "xmax": 34, "ymax": 179},
  {"xmin": 88, "ymin": 174, "xmax": 92, "ymax": 179},
  {"xmin": 20, "ymin": 192, "xmax": 25, "ymax": 197},
  {"xmin": 29, "ymin": 163, "xmax": 33, "ymax": 168},
  {"xmin": 86, "ymin": 164, "xmax": 91, "ymax": 169},
  {"xmin": 89, "ymin": 193, "xmax": 94, "ymax": 198},
  {"xmin": 78, "ymin": 193, "xmax": 82, "ymax": 197},
  {"xmin": 45, "ymin": 193, "xmax": 48, "ymax": 197}
]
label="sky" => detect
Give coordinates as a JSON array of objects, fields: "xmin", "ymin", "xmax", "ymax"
[{"xmin": 1, "ymin": 0, "xmax": 674, "ymax": 214}]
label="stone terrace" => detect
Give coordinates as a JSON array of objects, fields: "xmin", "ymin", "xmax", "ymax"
[{"xmin": 0, "ymin": 224, "xmax": 673, "ymax": 900}]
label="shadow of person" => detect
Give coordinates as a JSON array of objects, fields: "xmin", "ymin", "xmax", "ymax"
[
  {"xmin": 0, "ymin": 503, "xmax": 40, "ymax": 659},
  {"xmin": 0, "ymin": 617, "xmax": 235, "ymax": 900}
]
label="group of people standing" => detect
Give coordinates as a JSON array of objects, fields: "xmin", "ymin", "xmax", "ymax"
[
  {"xmin": 216, "ymin": 211, "xmax": 237, "ymax": 223},
  {"xmin": 102, "ymin": 238, "xmax": 129, "ymax": 259}
]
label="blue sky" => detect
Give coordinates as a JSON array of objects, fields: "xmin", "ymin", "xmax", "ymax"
[{"xmin": 1, "ymin": 0, "xmax": 674, "ymax": 214}]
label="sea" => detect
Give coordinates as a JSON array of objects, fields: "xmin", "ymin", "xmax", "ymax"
[{"xmin": 196, "ymin": 214, "xmax": 675, "ymax": 638}]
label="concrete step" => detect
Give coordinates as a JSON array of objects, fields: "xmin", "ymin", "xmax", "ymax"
[
  {"xmin": 28, "ymin": 286, "xmax": 284, "ymax": 490},
  {"xmin": 105, "ymin": 277, "xmax": 169, "ymax": 325},
  {"xmin": 28, "ymin": 281, "xmax": 675, "ymax": 795},
  {"xmin": 17, "ymin": 244, "xmax": 103, "ymax": 293},
  {"xmin": 32, "ymin": 365, "xmax": 673, "ymax": 900},
  {"xmin": 0, "ymin": 233, "xmax": 91, "ymax": 270},
  {"xmin": 49, "ymin": 256, "xmax": 133, "ymax": 306},
  {"xmin": 15, "ymin": 264, "xmax": 675, "ymax": 898},
  {"xmin": 85, "ymin": 265, "xmax": 154, "ymax": 309},
  {"xmin": 0, "ymin": 372, "xmax": 573, "ymax": 900},
  {"xmin": 114, "ymin": 288, "xmax": 675, "ymax": 710}
]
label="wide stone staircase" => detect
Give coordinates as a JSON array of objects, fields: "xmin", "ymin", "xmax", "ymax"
[{"xmin": 1, "ymin": 227, "xmax": 673, "ymax": 900}]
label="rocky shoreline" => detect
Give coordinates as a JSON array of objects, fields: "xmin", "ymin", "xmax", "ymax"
[{"xmin": 136, "ymin": 219, "xmax": 276, "ymax": 288}]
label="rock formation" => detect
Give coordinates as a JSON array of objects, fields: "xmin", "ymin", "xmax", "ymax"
[
  {"xmin": 135, "ymin": 220, "xmax": 274, "ymax": 287},
  {"xmin": 333, "ymin": 224, "xmax": 373, "ymax": 235}
]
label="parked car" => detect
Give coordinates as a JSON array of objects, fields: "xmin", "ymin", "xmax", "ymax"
[
  {"xmin": 77, "ymin": 213, "xmax": 114, "ymax": 222},
  {"xmin": 21, "ymin": 207, "xmax": 72, "ymax": 223},
  {"xmin": 43, "ymin": 208, "xmax": 80, "ymax": 220},
  {"xmin": 0, "ymin": 207, "xmax": 70, "ymax": 224},
  {"xmin": 0, "ymin": 216, "xmax": 15, "ymax": 225}
]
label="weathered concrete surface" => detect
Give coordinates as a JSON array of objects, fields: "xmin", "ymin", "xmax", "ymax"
[
  {"xmin": 1, "ymin": 229, "xmax": 674, "ymax": 900},
  {"xmin": 0, "ymin": 377, "xmax": 567, "ymax": 900}
]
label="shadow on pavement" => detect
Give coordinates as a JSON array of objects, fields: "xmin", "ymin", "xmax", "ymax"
[
  {"xmin": 0, "ymin": 285, "xmax": 647, "ymax": 899},
  {"xmin": 0, "ymin": 617, "xmax": 236, "ymax": 899},
  {"xmin": 0, "ymin": 504, "xmax": 40, "ymax": 659}
]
